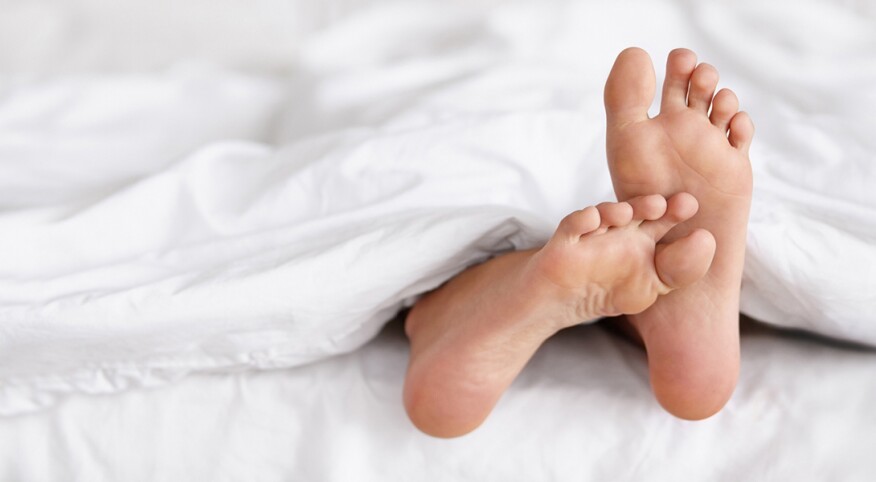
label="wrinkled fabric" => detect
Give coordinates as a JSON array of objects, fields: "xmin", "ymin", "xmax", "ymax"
[
  {"xmin": 1, "ymin": 0, "xmax": 875, "ymax": 417},
  {"xmin": 2, "ymin": 324, "xmax": 876, "ymax": 481}
]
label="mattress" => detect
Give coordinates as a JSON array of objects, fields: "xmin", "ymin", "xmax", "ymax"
[{"xmin": 1, "ymin": 0, "xmax": 875, "ymax": 479}]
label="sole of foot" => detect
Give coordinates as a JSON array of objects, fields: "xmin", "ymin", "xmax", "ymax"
[
  {"xmin": 604, "ymin": 47, "xmax": 754, "ymax": 420},
  {"xmin": 404, "ymin": 193, "xmax": 715, "ymax": 437}
]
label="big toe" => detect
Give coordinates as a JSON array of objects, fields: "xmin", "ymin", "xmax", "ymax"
[
  {"xmin": 604, "ymin": 47, "xmax": 656, "ymax": 125},
  {"xmin": 655, "ymin": 229, "xmax": 716, "ymax": 290}
]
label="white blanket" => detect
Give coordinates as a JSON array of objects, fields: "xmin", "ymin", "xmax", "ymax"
[{"xmin": 1, "ymin": 0, "xmax": 875, "ymax": 416}]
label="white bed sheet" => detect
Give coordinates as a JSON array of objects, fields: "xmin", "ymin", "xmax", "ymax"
[
  {"xmin": 1, "ymin": 320, "xmax": 875, "ymax": 481},
  {"xmin": 2, "ymin": 0, "xmax": 875, "ymax": 415},
  {"xmin": 1, "ymin": 0, "xmax": 876, "ymax": 479}
]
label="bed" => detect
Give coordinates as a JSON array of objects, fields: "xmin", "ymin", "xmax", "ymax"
[{"xmin": 1, "ymin": 0, "xmax": 875, "ymax": 479}]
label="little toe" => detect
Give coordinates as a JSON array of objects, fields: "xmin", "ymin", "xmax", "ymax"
[
  {"xmin": 710, "ymin": 88, "xmax": 739, "ymax": 132},
  {"xmin": 596, "ymin": 201, "xmax": 634, "ymax": 228},
  {"xmin": 687, "ymin": 63, "xmax": 719, "ymax": 114},
  {"xmin": 627, "ymin": 194, "xmax": 668, "ymax": 221},
  {"xmin": 660, "ymin": 48, "xmax": 697, "ymax": 113},
  {"xmin": 605, "ymin": 47, "xmax": 657, "ymax": 126},
  {"xmin": 640, "ymin": 192, "xmax": 699, "ymax": 240},
  {"xmin": 728, "ymin": 111, "xmax": 755, "ymax": 155},
  {"xmin": 556, "ymin": 206, "xmax": 601, "ymax": 241},
  {"xmin": 655, "ymin": 229, "xmax": 716, "ymax": 290}
]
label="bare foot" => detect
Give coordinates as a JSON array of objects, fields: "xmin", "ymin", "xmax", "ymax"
[
  {"xmin": 604, "ymin": 47, "xmax": 754, "ymax": 419},
  {"xmin": 403, "ymin": 194, "xmax": 716, "ymax": 437}
]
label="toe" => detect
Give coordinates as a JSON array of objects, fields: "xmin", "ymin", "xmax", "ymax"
[
  {"xmin": 640, "ymin": 192, "xmax": 699, "ymax": 240},
  {"xmin": 627, "ymin": 194, "xmax": 667, "ymax": 221},
  {"xmin": 596, "ymin": 201, "xmax": 634, "ymax": 228},
  {"xmin": 728, "ymin": 111, "xmax": 755, "ymax": 155},
  {"xmin": 557, "ymin": 206, "xmax": 601, "ymax": 241},
  {"xmin": 687, "ymin": 63, "xmax": 719, "ymax": 114},
  {"xmin": 709, "ymin": 88, "xmax": 739, "ymax": 132},
  {"xmin": 654, "ymin": 229, "xmax": 716, "ymax": 290},
  {"xmin": 660, "ymin": 48, "xmax": 697, "ymax": 113},
  {"xmin": 605, "ymin": 47, "xmax": 656, "ymax": 126}
]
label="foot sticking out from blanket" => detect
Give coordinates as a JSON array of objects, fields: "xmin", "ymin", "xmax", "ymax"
[
  {"xmin": 403, "ymin": 194, "xmax": 715, "ymax": 437},
  {"xmin": 603, "ymin": 48, "xmax": 754, "ymax": 419}
]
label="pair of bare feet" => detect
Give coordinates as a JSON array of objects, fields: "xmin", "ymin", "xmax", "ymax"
[{"xmin": 403, "ymin": 48, "xmax": 754, "ymax": 438}]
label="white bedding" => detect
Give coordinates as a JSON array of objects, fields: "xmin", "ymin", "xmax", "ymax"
[
  {"xmin": 1, "ymin": 0, "xmax": 876, "ymax": 478},
  {"xmin": 2, "ymin": 320, "xmax": 875, "ymax": 480}
]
